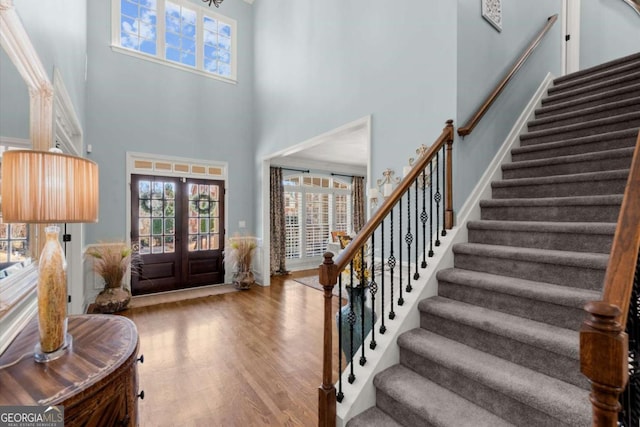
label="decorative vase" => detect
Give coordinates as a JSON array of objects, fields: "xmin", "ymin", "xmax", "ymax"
[
  {"xmin": 233, "ymin": 270, "xmax": 254, "ymax": 290},
  {"xmin": 94, "ymin": 287, "xmax": 131, "ymax": 313},
  {"xmin": 336, "ymin": 286, "xmax": 376, "ymax": 360},
  {"xmin": 37, "ymin": 225, "xmax": 68, "ymax": 354}
]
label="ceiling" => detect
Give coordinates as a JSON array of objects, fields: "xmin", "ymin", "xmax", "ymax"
[{"xmin": 276, "ymin": 119, "xmax": 369, "ymax": 169}]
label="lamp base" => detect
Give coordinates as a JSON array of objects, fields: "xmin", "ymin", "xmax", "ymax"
[{"xmin": 34, "ymin": 333, "xmax": 73, "ymax": 363}]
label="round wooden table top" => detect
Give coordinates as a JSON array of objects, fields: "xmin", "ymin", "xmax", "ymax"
[{"xmin": 0, "ymin": 314, "xmax": 138, "ymax": 406}]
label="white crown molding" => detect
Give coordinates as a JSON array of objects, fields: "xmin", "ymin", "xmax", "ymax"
[{"xmin": 0, "ymin": 0, "xmax": 53, "ymax": 151}]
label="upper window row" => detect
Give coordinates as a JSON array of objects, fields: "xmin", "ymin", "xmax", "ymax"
[{"xmin": 112, "ymin": 0, "xmax": 237, "ymax": 82}]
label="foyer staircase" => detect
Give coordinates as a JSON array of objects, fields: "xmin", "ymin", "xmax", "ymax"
[{"xmin": 347, "ymin": 52, "xmax": 640, "ymax": 427}]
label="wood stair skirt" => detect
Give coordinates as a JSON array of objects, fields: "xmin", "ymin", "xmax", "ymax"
[{"xmin": 347, "ymin": 52, "xmax": 640, "ymax": 427}]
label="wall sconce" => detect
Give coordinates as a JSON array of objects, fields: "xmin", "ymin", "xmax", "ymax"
[
  {"xmin": 370, "ymin": 168, "xmax": 400, "ymax": 208},
  {"xmin": 404, "ymin": 144, "xmax": 432, "ymax": 188}
]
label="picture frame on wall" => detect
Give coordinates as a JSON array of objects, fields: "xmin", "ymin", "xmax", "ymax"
[{"xmin": 482, "ymin": 0, "xmax": 502, "ymax": 32}]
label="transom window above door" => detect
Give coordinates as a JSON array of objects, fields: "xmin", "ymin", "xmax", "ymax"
[{"xmin": 112, "ymin": 0, "xmax": 237, "ymax": 82}]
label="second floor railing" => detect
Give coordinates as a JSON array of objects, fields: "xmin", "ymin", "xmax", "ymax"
[{"xmin": 318, "ymin": 120, "xmax": 455, "ymax": 427}]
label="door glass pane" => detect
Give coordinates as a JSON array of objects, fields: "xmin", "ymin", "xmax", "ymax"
[
  {"xmin": 187, "ymin": 182, "xmax": 221, "ymax": 252},
  {"xmin": 136, "ymin": 178, "xmax": 177, "ymax": 254}
]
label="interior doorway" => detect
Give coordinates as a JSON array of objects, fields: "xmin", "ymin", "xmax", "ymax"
[{"xmin": 131, "ymin": 174, "xmax": 225, "ymax": 295}]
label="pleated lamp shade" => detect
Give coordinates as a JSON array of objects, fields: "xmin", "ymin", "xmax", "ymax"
[{"xmin": 1, "ymin": 150, "xmax": 99, "ymax": 223}]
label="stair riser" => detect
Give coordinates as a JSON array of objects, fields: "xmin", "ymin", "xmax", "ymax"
[
  {"xmin": 550, "ymin": 62, "xmax": 640, "ymax": 95},
  {"xmin": 520, "ymin": 117, "xmax": 640, "ymax": 146},
  {"xmin": 438, "ymin": 281, "xmax": 588, "ymax": 331},
  {"xmin": 453, "ymin": 253, "xmax": 605, "ymax": 290},
  {"xmin": 542, "ymin": 75, "xmax": 640, "ymax": 107},
  {"xmin": 528, "ymin": 101, "xmax": 640, "ymax": 132},
  {"xmin": 419, "ymin": 311, "xmax": 587, "ymax": 389},
  {"xmin": 375, "ymin": 391, "xmax": 436, "ymax": 427},
  {"xmin": 481, "ymin": 204, "xmax": 621, "ymax": 223},
  {"xmin": 503, "ymin": 155, "xmax": 633, "ymax": 179},
  {"xmin": 467, "ymin": 228, "xmax": 613, "ymax": 254},
  {"xmin": 399, "ymin": 349, "xmax": 578, "ymax": 426},
  {"xmin": 491, "ymin": 177, "xmax": 627, "ymax": 199},
  {"xmin": 537, "ymin": 85, "xmax": 640, "ymax": 119}
]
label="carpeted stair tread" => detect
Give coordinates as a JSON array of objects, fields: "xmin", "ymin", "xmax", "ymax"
[
  {"xmin": 511, "ymin": 128, "xmax": 640, "ymax": 162},
  {"xmin": 503, "ymin": 146, "xmax": 635, "ymax": 179},
  {"xmin": 528, "ymin": 96, "xmax": 640, "ymax": 131},
  {"xmin": 481, "ymin": 194, "xmax": 622, "ymax": 208},
  {"xmin": 553, "ymin": 52, "xmax": 640, "ymax": 85},
  {"xmin": 397, "ymin": 329, "xmax": 591, "ymax": 426},
  {"xmin": 536, "ymin": 82, "xmax": 640, "ymax": 119},
  {"xmin": 453, "ymin": 242, "xmax": 608, "ymax": 270},
  {"xmin": 345, "ymin": 407, "xmax": 404, "ymax": 427},
  {"xmin": 437, "ymin": 268, "xmax": 600, "ymax": 311},
  {"xmin": 519, "ymin": 111, "xmax": 640, "ymax": 146},
  {"xmin": 491, "ymin": 169, "xmax": 629, "ymax": 198},
  {"xmin": 373, "ymin": 365, "xmax": 514, "ymax": 427},
  {"xmin": 418, "ymin": 296, "xmax": 578, "ymax": 359},
  {"xmin": 550, "ymin": 59, "xmax": 640, "ymax": 94},
  {"xmin": 541, "ymin": 70, "xmax": 640, "ymax": 107},
  {"xmin": 468, "ymin": 219, "xmax": 615, "ymax": 253}
]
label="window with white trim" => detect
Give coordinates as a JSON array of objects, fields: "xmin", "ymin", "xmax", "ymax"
[
  {"xmin": 283, "ymin": 175, "xmax": 352, "ymax": 261},
  {"xmin": 113, "ymin": 0, "xmax": 237, "ymax": 82}
]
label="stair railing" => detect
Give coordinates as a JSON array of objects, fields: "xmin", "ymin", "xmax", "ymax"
[
  {"xmin": 457, "ymin": 14, "xmax": 558, "ymax": 137},
  {"xmin": 318, "ymin": 120, "xmax": 455, "ymax": 427},
  {"xmin": 580, "ymin": 131, "xmax": 640, "ymax": 427}
]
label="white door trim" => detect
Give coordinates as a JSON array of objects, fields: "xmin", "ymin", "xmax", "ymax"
[{"xmin": 562, "ymin": 0, "xmax": 581, "ymax": 75}]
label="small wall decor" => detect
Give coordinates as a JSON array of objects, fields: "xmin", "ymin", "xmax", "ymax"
[{"xmin": 482, "ymin": 0, "xmax": 502, "ymax": 32}]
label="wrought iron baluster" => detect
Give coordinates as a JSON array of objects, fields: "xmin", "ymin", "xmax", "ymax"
[
  {"xmin": 380, "ymin": 219, "xmax": 386, "ymax": 334},
  {"xmin": 405, "ymin": 183, "xmax": 413, "ymax": 293},
  {"xmin": 435, "ymin": 151, "xmax": 441, "ymax": 247},
  {"xmin": 414, "ymin": 176, "xmax": 419, "ymax": 281},
  {"xmin": 429, "ymin": 161, "xmax": 434, "ymax": 257},
  {"xmin": 421, "ymin": 168, "xmax": 428, "ymax": 268},
  {"xmin": 348, "ymin": 263, "xmax": 355, "ymax": 384},
  {"xmin": 441, "ymin": 144, "xmax": 447, "ymax": 237},
  {"xmin": 337, "ymin": 274, "xmax": 344, "ymax": 403},
  {"xmin": 359, "ymin": 245, "xmax": 367, "ymax": 367},
  {"xmin": 398, "ymin": 196, "xmax": 404, "ymax": 307},
  {"xmin": 620, "ymin": 252, "xmax": 640, "ymax": 426},
  {"xmin": 369, "ymin": 229, "xmax": 377, "ymax": 350},
  {"xmin": 388, "ymin": 205, "xmax": 396, "ymax": 320}
]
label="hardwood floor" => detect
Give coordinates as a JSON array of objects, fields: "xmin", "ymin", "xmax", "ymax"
[{"xmin": 122, "ymin": 270, "xmax": 341, "ymax": 426}]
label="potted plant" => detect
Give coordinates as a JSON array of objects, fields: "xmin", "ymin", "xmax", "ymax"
[
  {"xmin": 86, "ymin": 242, "xmax": 137, "ymax": 313},
  {"xmin": 227, "ymin": 236, "xmax": 257, "ymax": 290}
]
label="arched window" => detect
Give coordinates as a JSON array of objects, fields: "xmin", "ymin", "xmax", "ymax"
[{"xmin": 283, "ymin": 175, "xmax": 351, "ymax": 264}]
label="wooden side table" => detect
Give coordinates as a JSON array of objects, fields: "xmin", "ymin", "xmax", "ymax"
[{"xmin": 0, "ymin": 314, "xmax": 141, "ymax": 426}]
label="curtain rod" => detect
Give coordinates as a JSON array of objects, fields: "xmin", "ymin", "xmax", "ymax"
[
  {"xmin": 331, "ymin": 172, "xmax": 365, "ymax": 179},
  {"xmin": 280, "ymin": 167, "xmax": 310, "ymax": 173}
]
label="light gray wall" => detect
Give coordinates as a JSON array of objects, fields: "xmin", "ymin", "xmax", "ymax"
[
  {"xmin": 85, "ymin": 0, "xmax": 255, "ymax": 243},
  {"xmin": 456, "ymin": 0, "xmax": 562, "ymax": 212},
  {"xmin": 580, "ymin": 0, "xmax": 640, "ymax": 69},
  {"xmin": 0, "ymin": 49, "xmax": 29, "ymax": 139},
  {"xmin": 0, "ymin": 0, "xmax": 87, "ymax": 140},
  {"xmin": 253, "ymin": 0, "xmax": 458, "ymax": 237}
]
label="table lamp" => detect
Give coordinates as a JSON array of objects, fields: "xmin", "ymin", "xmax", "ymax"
[{"xmin": 1, "ymin": 149, "xmax": 98, "ymax": 362}]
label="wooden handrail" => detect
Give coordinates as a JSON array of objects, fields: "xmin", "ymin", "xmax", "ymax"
[
  {"xmin": 317, "ymin": 120, "xmax": 455, "ymax": 427},
  {"xmin": 580, "ymin": 131, "xmax": 640, "ymax": 426},
  {"xmin": 457, "ymin": 14, "xmax": 558, "ymax": 137}
]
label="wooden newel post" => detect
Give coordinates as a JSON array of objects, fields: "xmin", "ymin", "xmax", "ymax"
[
  {"xmin": 444, "ymin": 119, "xmax": 455, "ymax": 230},
  {"xmin": 580, "ymin": 301, "xmax": 628, "ymax": 427},
  {"xmin": 318, "ymin": 252, "xmax": 338, "ymax": 427}
]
